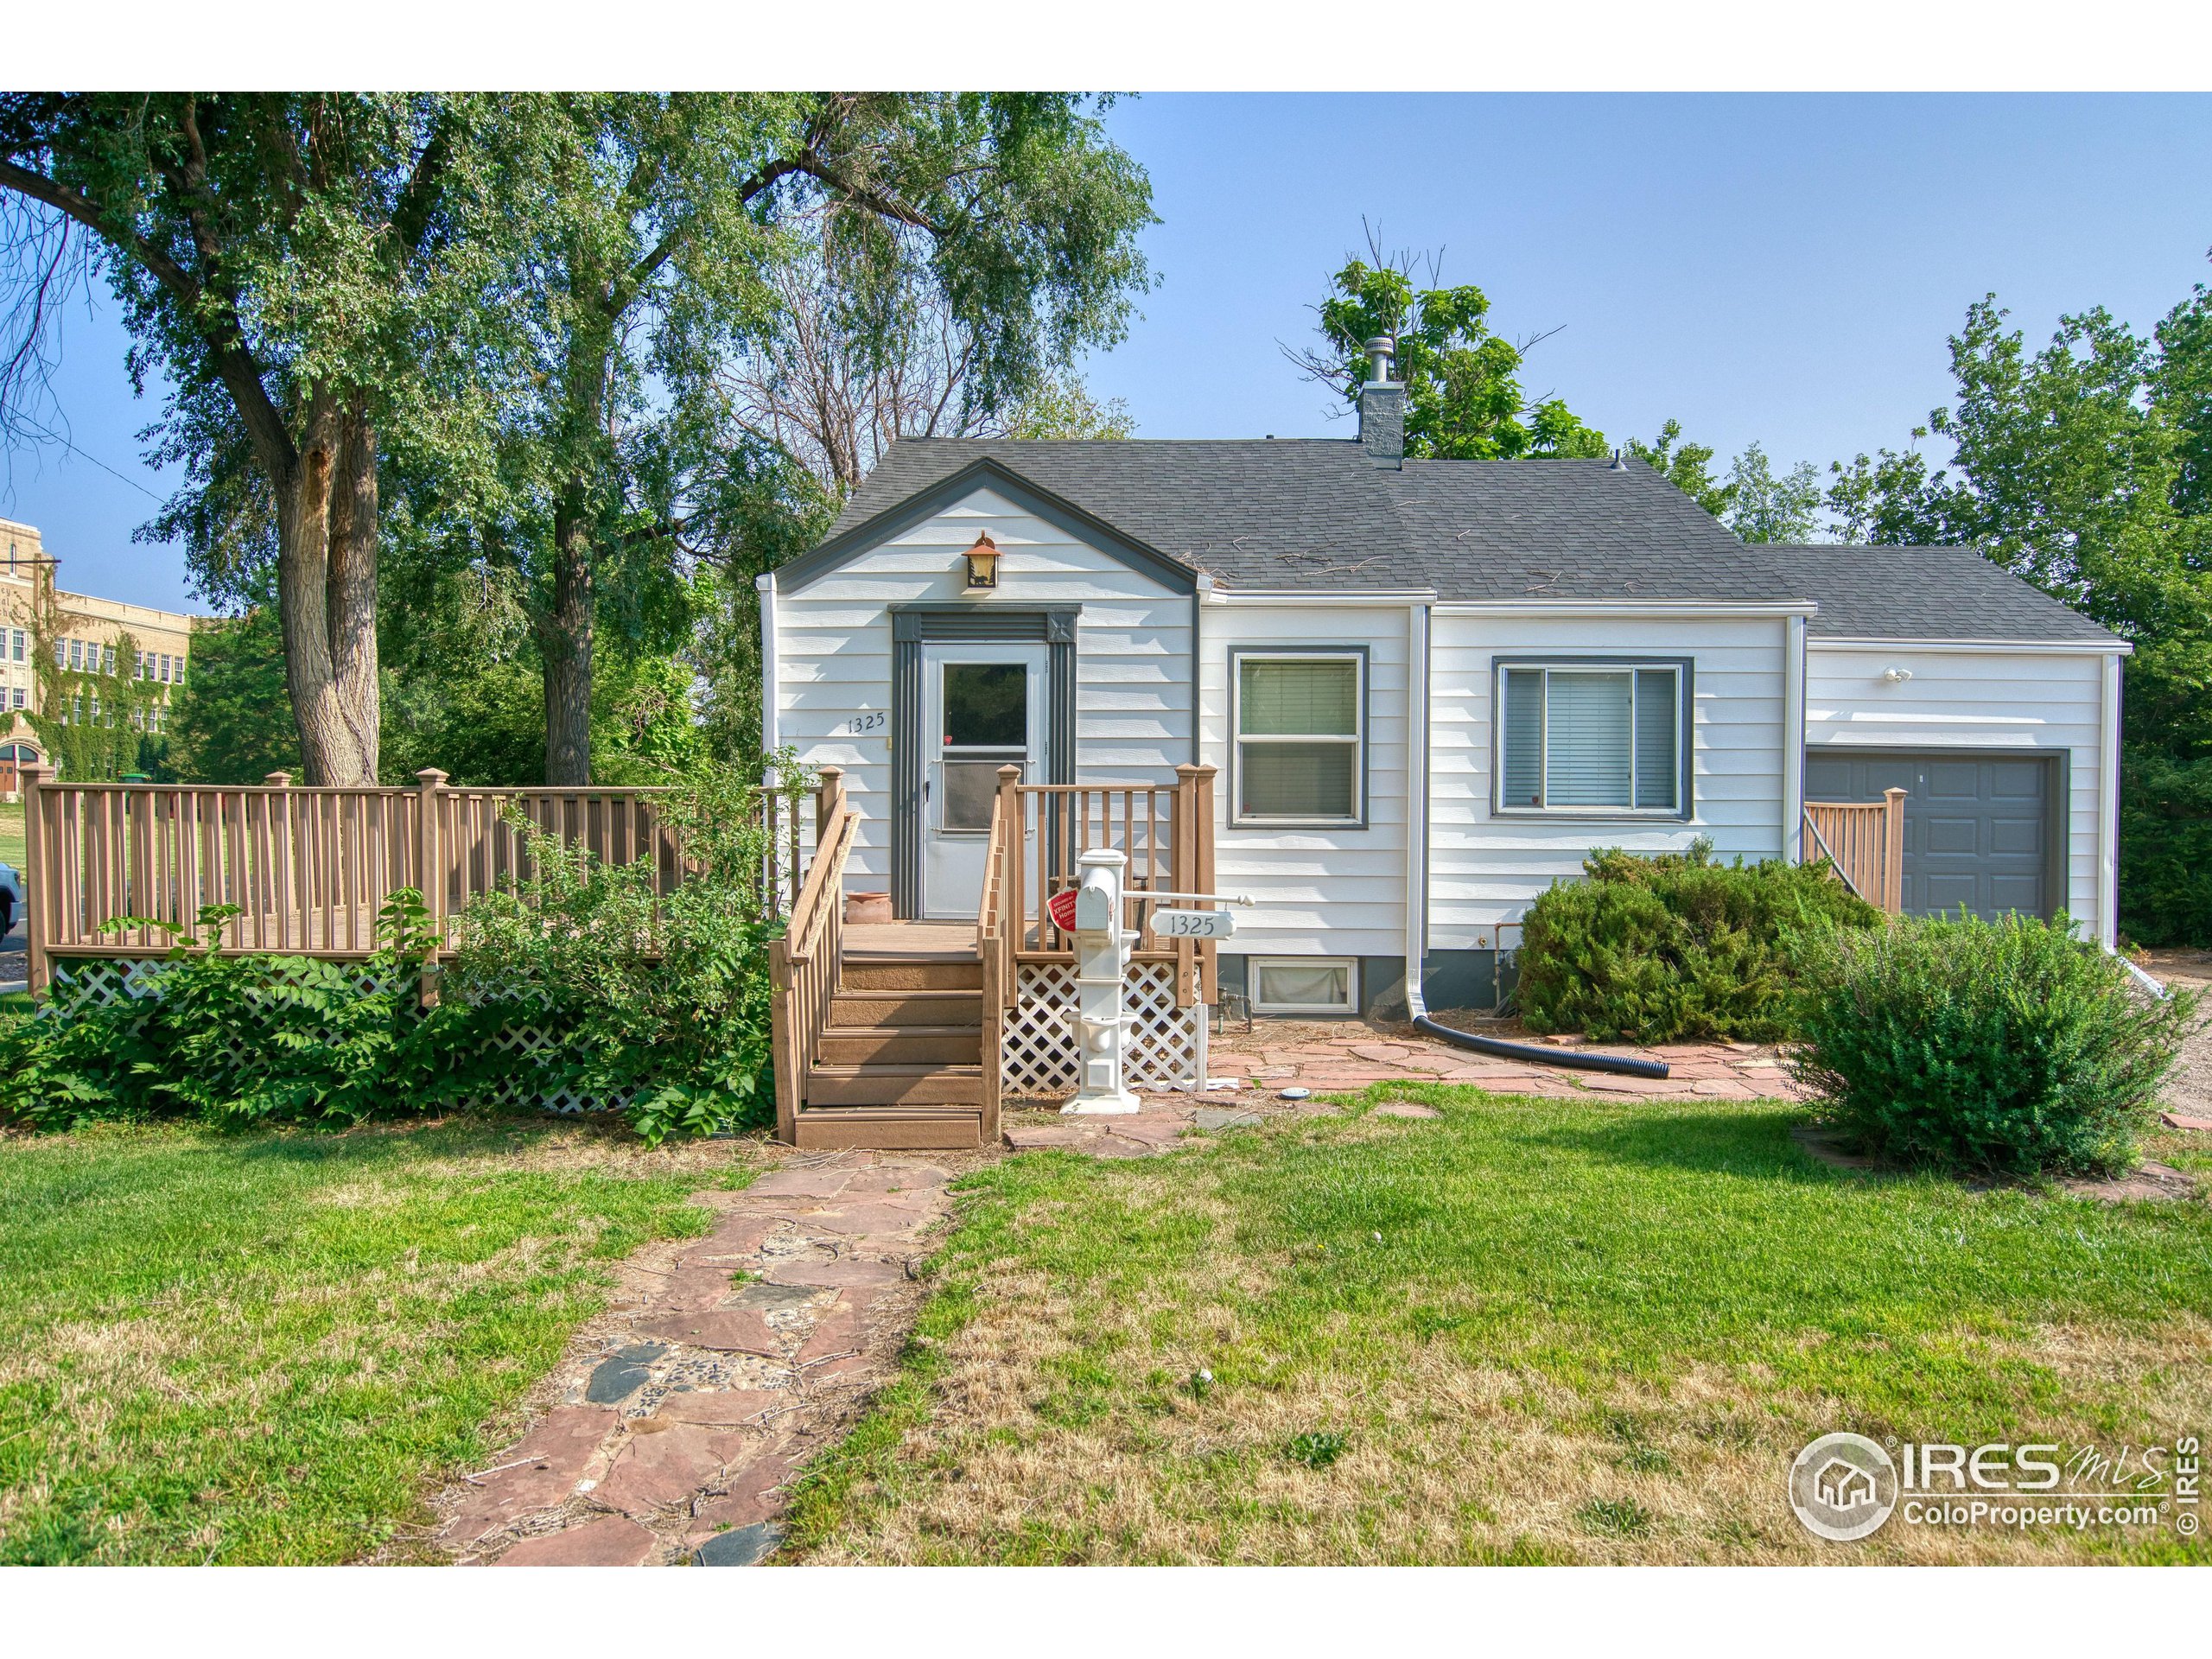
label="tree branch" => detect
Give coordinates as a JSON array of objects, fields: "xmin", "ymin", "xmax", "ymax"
[{"xmin": 0, "ymin": 158, "xmax": 198, "ymax": 306}]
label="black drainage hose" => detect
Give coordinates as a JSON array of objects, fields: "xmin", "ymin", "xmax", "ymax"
[{"xmin": 1411, "ymin": 1014, "xmax": 1671, "ymax": 1080}]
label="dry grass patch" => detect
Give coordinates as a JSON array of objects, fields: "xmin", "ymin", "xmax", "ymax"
[{"xmin": 788, "ymin": 1086, "xmax": 2212, "ymax": 1565}]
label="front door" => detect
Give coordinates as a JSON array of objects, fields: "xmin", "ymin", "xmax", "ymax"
[{"xmin": 921, "ymin": 642, "xmax": 1047, "ymax": 918}]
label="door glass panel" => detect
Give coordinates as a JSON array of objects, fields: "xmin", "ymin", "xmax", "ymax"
[
  {"xmin": 942, "ymin": 760, "xmax": 1012, "ymax": 831},
  {"xmin": 943, "ymin": 662, "xmax": 1027, "ymax": 748}
]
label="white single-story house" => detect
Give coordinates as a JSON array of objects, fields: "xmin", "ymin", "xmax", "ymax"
[{"xmin": 760, "ymin": 359, "xmax": 2126, "ymax": 1020}]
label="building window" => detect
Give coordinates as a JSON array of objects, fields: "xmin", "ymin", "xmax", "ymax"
[
  {"xmin": 10, "ymin": 628, "xmax": 22, "ymax": 663},
  {"xmin": 1231, "ymin": 650, "xmax": 1366, "ymax": 827},
  {"xmin": 101, "ymin": 643, "xmax": 114, "ymax": 675},
  {"xmin": 11, "ymin": 688, "xmax": 22, "ymax": 710},
  {"xmin": 67, "ymin": 638, "xmax": 81, "ymax": 671},
  {"xmin": 1249, "ymin": 957, "xmax": 1357, "ymax": 1015},
  {"xmin": 1496, "ymin": 661, "xmax": 1688, "ymax": 816}
]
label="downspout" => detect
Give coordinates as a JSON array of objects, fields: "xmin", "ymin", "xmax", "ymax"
[
  {"xmin": 1783, "ymin": 613, "xmax": 1806, "ymax": 863},
  {"xmin": 1402, "ymin": 598, "xmax": 1431, "ymax": 1020},
  {"xmin": 2099, "ymin": 647, "xmax": 2122, "ymax": 950},
  {"xmin": 1192, "ymin": 572, "xmax": 1211, "ymax": 765},
  {"xmin": 1402, "ymin": 601, "xmax": 1671, "ymax": 1082},
  {"xmin": 756, "ymin": 572, "xmax": 779, "ymax": 758}
]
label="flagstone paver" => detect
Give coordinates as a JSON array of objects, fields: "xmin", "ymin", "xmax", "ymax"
[
  {"xmin": 438, "ymin": 1150, "xmax": 963, "ymax": 1567},
  {"xmin": 496, "ymin": 1514, "xmax": 658, "ymax": 1567}
]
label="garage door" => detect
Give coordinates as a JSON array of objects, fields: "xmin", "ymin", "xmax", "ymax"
[{"xmin": 1802, "ymin": 751, "xmax": 2057, "ymax": 920}]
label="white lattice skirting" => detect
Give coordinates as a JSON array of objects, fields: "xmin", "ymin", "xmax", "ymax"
[
  {"xmin": 45, "ymin": 957, "xmax": 629, "ymax": 1116},
  {"xmin": 999, "ymin": 959, "xmax": 1202, "ymax": 1100}
]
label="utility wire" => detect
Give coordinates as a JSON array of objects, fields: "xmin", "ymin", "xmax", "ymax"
[{"xmin": 5, "ymin": 412, "xmax": 162, "ymax": 500}]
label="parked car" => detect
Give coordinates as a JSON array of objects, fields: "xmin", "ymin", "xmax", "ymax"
[{"xmin": 0, "ymin": 861, "xmax": 20, "ymax": 938}]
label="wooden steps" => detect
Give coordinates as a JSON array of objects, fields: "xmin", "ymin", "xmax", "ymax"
[{"xmin": 795, "ymin": 950, "xmax": 988, "ymax": 1149}]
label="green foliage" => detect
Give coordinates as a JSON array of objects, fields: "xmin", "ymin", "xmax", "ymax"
[
  {"xmin": 445, "ymin": 760, "xmax": 797, "ymax": 1144},
  {"xmin": 1821, "ymin": 277, "xmax": 2212, "ymax": 942},
  {"xmin": 1282, "ymin": 1430, "xmax": 1348, "ymax": 1470},
  {"xmin": 1723, "ymin": 441, "xmax": 1823, "ymax": 543},
  {"xmin": 1295, "ymin": 235, "xmax": 1607, "ymax": 460},
  {"xmin": 1626, "ymin": 420, "xmax": 1735, "ymax": 518},
  {"xmin": 1517, "ymin": 840, "xmax": 1882, "ymax": 1044},
  {"xmin": 1789, "ymin": 910, "xmax": 2198, "ymax": 1178},
  {"xmin": 0, "ymin": 891, "xmax": 470, "ymax": 1133},
  {"xmin": 165, "ymin": 600, "xmax": 300, "ymax": 785}
]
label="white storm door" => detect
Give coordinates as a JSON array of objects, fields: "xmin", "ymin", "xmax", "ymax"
[{"xmin": 920, "ymin": 642, "xmax": 1047, "ymax": 919}]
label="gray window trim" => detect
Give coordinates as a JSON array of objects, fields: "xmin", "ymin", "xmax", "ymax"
[
  {"xmin": 1490, "ymin": 654, "xmax": 1695, "ymax": 823},
  {"xmin": 1230, "ymin": 645, "xmax": 1370, "ymax": 830}
]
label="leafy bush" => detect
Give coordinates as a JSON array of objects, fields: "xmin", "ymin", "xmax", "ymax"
[
  {"xmin": 0, "ymin": 892, "xmax": 474, "ymax": 1133},
  {"xmin": 445, "ymin": 760, "xmax": 796, "ymax": 1144},
  {"xmin": 1517, "ymin": 839, "xmax": 1882, "ymax": 1044},
  {"xmin": 1, "ymin": 765, "xmax": 802, "ymax": 1145},
  {"xmin": 1789, "ymin": 909, "xmax": 2197, "ymax": 1178}
]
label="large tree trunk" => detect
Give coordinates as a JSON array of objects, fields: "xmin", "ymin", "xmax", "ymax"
[
  {"xmin": 270, "ymin": 393, "xmax": 381, "ymax": 786},
  {"xmin": 540, "ymin": 496, "xmax": 594, "ymax": 786}
]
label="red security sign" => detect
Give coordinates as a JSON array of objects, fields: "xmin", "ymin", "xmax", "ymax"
[{"xmin": 1047, "ymin": 888, "xmax": 1079, "ymax": 931}]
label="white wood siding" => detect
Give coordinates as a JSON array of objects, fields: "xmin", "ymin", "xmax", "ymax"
[
  {"xmin": 773, "ymin": 486, "xmax": 1191, "ymax": 887},
  {"xmin": 1427, "ymin": 612, "xmax": 1790, "ymax": 944},
  {"xmin": 1804, "ymin": 645, "xmax": 2107, "ymax": 932},
  {"xmin": 1198, "ymin": 601, "xmax": 1411, "ymax": 960}
]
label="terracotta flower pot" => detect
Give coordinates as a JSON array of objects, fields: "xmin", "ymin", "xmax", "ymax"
[{"xmin": 844, "ymin": 891, "xmax": 893, "ymax": 925}]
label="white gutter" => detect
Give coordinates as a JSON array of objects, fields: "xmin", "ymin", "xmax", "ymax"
[
  {"xmin": 1207, "ymin": 588, "xmax": 1438, "ymax": 607},
  {"xmin": 756, "ymin": 572, "xmax": 779, "ymax": 756},
  {"xmin": 1404, "ymin": 597, "xmax": 1432, "ymax": 1021},
  {"xmin": 1435, "ymin": 601, "xmax": 1818, "ymax": 619},
  {"xmin": 1783, "ymin": 613, "xmax": 1806, "ymax": 864},
  {"xmin": 1810, "ymin": 637, "xmax": 2134, "ymax": 657},
  {"xmin": 2100, "ymin": 647, "xmax": 2123, "ymax": 950}
]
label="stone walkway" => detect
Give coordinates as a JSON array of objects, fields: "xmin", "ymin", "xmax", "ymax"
[
  {"xmin": 435, "ymin": 1152, "xmax": 959, "ymax": 1567},
  {"xmin": 998, "ymin": 1022, "xmax": 1798, "ymax": 1158},
  {"xmin": 1202, "ymin": 1018, "xmax": 1798, "ymax": 1102}
]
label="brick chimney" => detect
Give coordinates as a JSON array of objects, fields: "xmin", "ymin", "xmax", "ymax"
[{"xmin": 1357, "ymin": 336, "xmax": 1403, "ymax": 469}]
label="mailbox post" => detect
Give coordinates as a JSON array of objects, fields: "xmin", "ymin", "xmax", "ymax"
[{"xmin": 1067, "ymin": 848, "xmax": 1139, "ymax": 1115}]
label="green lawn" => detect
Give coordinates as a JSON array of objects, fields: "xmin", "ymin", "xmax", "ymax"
[
  {"xmin": 789, "ymin": 1087, "xmax": 2212, "ymax": 1565},
  {"xmin": 0, "ymin": 1119, "xmax": 734, "ymax": 1564},
  {"xmin": 1, "ymin": 798, "xmax": 22, "ymax": 870}
]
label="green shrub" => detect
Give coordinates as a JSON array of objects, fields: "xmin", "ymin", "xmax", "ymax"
[
  {"xmin": 0, "ymin": 892, "xmax": 478, "ymax": 1133},
  {"xmin": 1789, "ymin": 909, "xmax": 2198, "ymax": 1178},
  {"xmin": 446, "ymin": 760, "xmax": 797, "ymax": 1145},
  {"xmin": 1516, "ymin": 839, "xmax": 1882, "ymax": 1044},
  {"xmin": 0, "ymin": 764, "xmax": 804, "ymax": 1145}
]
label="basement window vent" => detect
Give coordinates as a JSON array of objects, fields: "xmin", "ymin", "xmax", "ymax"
[{"xmin": 1249, "ymin": 957, "xmax": 1357, "ymax": 1016}]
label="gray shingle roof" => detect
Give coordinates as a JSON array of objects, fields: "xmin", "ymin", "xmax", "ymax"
[
  {"xmin": 1759, "ymin": 543, "xmax": 2120, "ymax": 644},
  {"xmin": 814, "ymin": 437, "xmax": 2119, "ymax": 643}
]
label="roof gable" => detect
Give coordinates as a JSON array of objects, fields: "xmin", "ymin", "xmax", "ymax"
[{"xmin": 772, "ymin": 455, "xmax": 1196, "ymax": 596}]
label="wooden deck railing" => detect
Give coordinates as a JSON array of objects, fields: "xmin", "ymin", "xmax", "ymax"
[
  {"xmin": 17, "ymin": 762, "xmax": 820, "ymax": 995},
  {"xmin": 983, "ymin": 763, "xmax": 1218, "ymax": 1008},
  {"xmin": 1803, "ymin": 788, "xmax": 1907, "ymax": 915},
  {"xmin": 766, "ymin": 768, "xmax": 856, "ymax": 1143}
]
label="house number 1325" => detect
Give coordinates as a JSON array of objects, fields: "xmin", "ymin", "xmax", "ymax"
[{"xmin": 846, "ymin": 711, "xmax": 886, "ymax": 734}]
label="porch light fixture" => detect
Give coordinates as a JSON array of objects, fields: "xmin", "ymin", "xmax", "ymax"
[
  {"xmin": 963, "ymin": 532, "xmax": 1001, "ymax": 589},
  {"xmin": 1880, "ymin": 666, "xmax": 1913, "ymax": 683}
]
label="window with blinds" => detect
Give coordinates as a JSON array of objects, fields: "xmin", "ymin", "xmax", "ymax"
[
  {"xmin": 1497, "ymin": 663, "xmax": 1684, "ymax": 814},
  {"xmin": 1234, "ymin": 652, "xmax": 1364, "ymax": 824}
]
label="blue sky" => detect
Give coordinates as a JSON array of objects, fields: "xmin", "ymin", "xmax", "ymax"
[{"xmin": 5, "ymin": 91, "xmax": 2210, "ymax": 613}]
